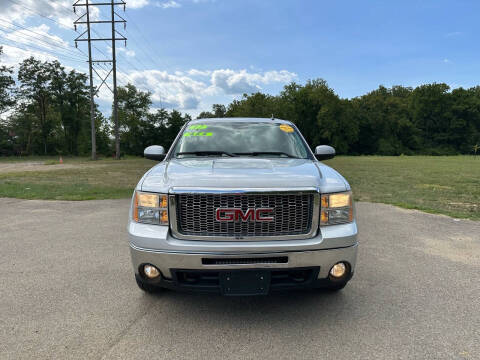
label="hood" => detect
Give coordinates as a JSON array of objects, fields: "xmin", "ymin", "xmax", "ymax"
[{"xmin": 140, "ymin": 158, "xmax": 349, "ymax": 193}]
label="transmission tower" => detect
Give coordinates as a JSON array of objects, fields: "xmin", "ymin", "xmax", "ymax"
[{"xmin": 73, "ymin": 0, "xmax": 127, "ymax": 160}]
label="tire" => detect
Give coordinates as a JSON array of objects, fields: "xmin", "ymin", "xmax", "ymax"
[{"xmin": 135, "ymin": 275, "xmax": 162, "ymax": 294}]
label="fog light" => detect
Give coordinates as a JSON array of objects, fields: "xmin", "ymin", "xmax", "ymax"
[
  {"xmin": 143, "ymin": 264, "xmax": 160, "ymax": 279},
  {"xmin": 329, "ymin": 262, "xmax": 346, "ymax": 278}
]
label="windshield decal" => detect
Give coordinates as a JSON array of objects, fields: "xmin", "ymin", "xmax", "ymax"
[
  {"xmin": 188, "ymin": 124, "xmax": 208, "ymax": 130},
  {"xmin": 184, "ymin": 132, "xmax": 213, "ymax": 137},
  {"xmin": 279, "ymin": 124, "xmax": 294, "ymax": 133}
]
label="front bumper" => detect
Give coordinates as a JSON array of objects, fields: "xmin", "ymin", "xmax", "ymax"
[
  {"xmin": 128, "ymin": 218, "xmax": 358, "ymax": 293},
  {"xmin": 130, "ymin": 243, "xmax": 358, "ymax": 280}
]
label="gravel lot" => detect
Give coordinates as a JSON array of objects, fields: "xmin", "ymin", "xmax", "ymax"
[{"xmin": 0, "ymin": 198, "xmax": 479, "ymax": 360}]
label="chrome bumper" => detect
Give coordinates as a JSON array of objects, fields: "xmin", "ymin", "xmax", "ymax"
[{"xmin": 130, "ymin": 243, "xmax": 358, "ymax": 279}]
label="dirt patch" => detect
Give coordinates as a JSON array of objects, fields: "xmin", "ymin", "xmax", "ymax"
[{"xmin": 0, "ymin": 161, "xmax": 106, "ymax": 174}]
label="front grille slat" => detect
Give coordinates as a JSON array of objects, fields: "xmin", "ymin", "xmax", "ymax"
[{"xmin": 176, "ymin": 193, "xmax": 313, "ymax": 237}]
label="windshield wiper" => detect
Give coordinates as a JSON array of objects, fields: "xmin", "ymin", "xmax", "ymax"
[
  {"xmin": 233, "ymin": 151, "xmax": 299, "ymax": 158},
  {"xmin": 175, "ymin": 151, "xmax": 237, "ymax": 157}
]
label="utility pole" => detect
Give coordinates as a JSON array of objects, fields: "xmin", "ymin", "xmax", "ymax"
[
  {"xmin": 85, "ymin": 0, "xmax": 96, "ymax": 160},
  {"xmin": 73, "ymin": 0, "xmax": 127, "ymax": 160},
  {"xmin": 111, "ymin": 1, "xmax": 120, "ymax": 159}
]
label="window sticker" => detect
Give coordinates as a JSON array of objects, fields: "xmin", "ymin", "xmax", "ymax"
[
  {"xmin": 279, "ymin": 124, "xmax": 294, "ymax": 133},
  {"xmin": 188, "ymin": 124, "xmax": 208, "ymax": 130},
  {"xmin": 183, "ymin": 132, "xmax": 213, "ymax": 137}
]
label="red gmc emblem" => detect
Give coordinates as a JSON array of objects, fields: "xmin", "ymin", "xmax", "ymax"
[{"xmin": 215, "ymin": 208, "xmax": 274, "ymax": 222}]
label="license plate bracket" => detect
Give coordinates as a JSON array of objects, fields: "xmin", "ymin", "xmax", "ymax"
[{"xmin": 220, "ymin": 270, "xmax": 270, "ymax": 296}]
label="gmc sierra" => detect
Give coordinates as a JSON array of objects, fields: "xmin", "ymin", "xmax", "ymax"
[{"xmin": 128, "ymin": 117, "xmax": 358, "ymax": 296}]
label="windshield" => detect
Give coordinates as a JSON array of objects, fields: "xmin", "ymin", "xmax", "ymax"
[{"xmin": 172, "ymin": 122, "xmax": 312, "ymax": 159}]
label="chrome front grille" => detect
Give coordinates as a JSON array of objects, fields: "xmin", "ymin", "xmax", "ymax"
[{"xmin": 174, "ymin": 192, "xmax": 315, "ymax": 239}]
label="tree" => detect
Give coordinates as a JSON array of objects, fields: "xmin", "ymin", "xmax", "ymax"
[
  {"xmin": 317, "ymin": 99, "xmax": 358, "ymax": 154},
  {"xmin": 197, "ymin": 104, "xmax": 226, "ymax": 119},
  {"xmin": 0, "ymin": 47, "xmax": 15, "ymax": 115},
  {"xmin": 226, "ymin": 92, "xmax": 279, "ymax": 119},
  {"xmin": 410, "ymin": 83, "xmax": 452, "ymax": 153},
  {"xmin": 49, "ymin": 62, "xmax": 91, "ymax": 155},
  {"xmin": 279, "ymin": 79, "xmax": 340, "ymax": 147},
  {"xmin": 117, "ymin": 83, "xmax": 152, "ymax": 155},
  {"xmin": 17, "ymin": 57, "xmax": 56, "ymax": 155}
]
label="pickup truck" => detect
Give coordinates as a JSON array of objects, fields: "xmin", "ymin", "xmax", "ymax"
[{"xmin": 128, "ymin": 117, "xmax": 358, "ymax": 296}]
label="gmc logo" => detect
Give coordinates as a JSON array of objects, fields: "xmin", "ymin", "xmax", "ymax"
[{"xmin": 215, "ymin": 208, "xmax": 274, "ymax": 222}]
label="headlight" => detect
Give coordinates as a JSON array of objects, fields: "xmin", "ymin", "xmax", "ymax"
[
  {"xmin": 133, "ymin": 191, "xmax": 169, "ymax": 225},
  {"xmin": 320, "ymin": 191, "xmax": 353, "ymax": 226}
]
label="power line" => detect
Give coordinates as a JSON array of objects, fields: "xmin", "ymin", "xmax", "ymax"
[
  {"xmin": 0, "ymin": 19, "xmax": 75, "ymax": 49},
  {"xmin": 5, "ymin": 0, "xmax": 67, "ymax": 27},
  {"xmin": 0, "ymin": 38, "xmax": 85, "ymax": 64},
  {"xmin": 4, "ymin": 0, "xmax": 92, "ymax": 63},
  {"xmin": 0, "ymin": 21, "xmax": 86, "ymax": 60},
  {"xmin": 5, "ymin": 0, "xmax": 155, "ymax": 97},
  {"xmin": 36, "ymin": 0, "xmax": 163, "ymax": 70},
  {"xmin": 123, "ymin": 11, "xmax": 167, "ymax": 68}
]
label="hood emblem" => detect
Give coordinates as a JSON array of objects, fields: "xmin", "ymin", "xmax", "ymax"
[{"xmin": 215, "ymin": 208, "xmax": 274, "ymax": 222}]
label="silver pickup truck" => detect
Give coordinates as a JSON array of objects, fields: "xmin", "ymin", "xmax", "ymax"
[{"xmin": 128, "ymin": 117, "xmax": 358, "ymax": 296}]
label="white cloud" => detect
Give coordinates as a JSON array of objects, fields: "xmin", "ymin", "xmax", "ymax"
[
  {"xmin": 1, "ymin": 24, "xmax": 69, "ymax": 53},
  {"xmin": 188, "ymin": 69, "xmax": 212, "ymax": 77},
  {"xmin": 128, "ymin": 0, "xmax": 151, "ymax": 9},
  {"xmin": 114, "ymin": 68, "xmax": 297, "ymax": 110},
  {"xmin": 156, "ymin": 1, "xmax": 182, "ymax": 9},
  {"xmin": 1, "ymin": 45, "xmax": 52, "ymax": 67},
  {"xmin": 445, "ymin": 31, "xmax": 462, "ymax": 38},
  {"xmin": 117, "ymin": 69, "xmax": 206, "ymax": 109},
  {"xmin": 210, "ymin": 69, "xmax": 297, "ymax": 94},
  {"xmin": 108, "ymin": 46, "xmax": 136, "ymax": 58},
  {"xmin": 0, "ymin": 0, "xmax": 77, "ymax": 30},
  {"xmin": 0, "ymin": 23, "xmax": 83, "ymax": 70}
]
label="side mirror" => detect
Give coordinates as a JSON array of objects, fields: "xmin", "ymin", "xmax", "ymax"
[
  {"xmin": 315, "ymin": 145, "xmax": 335, "ymax": 160},
  {"xmin": 144, "ymin": 145, "xmax": 166, "ymax": 161}
]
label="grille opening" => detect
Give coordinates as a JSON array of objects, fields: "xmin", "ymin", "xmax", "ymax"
[
  {"xmin": 176, "ymin": 193, "xmax": 314, "ymax": 237},
  {"xmin": 176, "ymin": 271, "xmax": 219, "ymax": 286},
  {"xmin": 202, "ymin": 257, "xmax": 288, "ymax": 265},
  {"xmin": 173, "ymin": 268, "xmax": 319, "ymax": 290},
  {"xmin": 271, "ymin": 269, "xmax": 313, "ymax": 285}
]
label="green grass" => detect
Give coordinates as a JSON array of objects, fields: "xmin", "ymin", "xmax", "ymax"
[
  {"xmin": 324, "ymin": 155, "xmax": 480, "ymax": 220},
  {"xmin": 0, "ymin": 155, "xmax": 478, "ymax": 220},
  {"xmin": 0, "ymin": 157, "xmax": 154, "ymax": 200}
]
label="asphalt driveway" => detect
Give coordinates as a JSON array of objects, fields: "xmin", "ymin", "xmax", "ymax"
[{"xmin": 0, "ymin": 198, "xmax": 479, "ymax": 359}]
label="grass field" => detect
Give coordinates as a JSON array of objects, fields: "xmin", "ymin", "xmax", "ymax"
[
  {"xmin": 326, "ymin": 156, "xmax": 479, "ymax": 220},
  {"xmin": 0, "ymin": 155, "xmax": 478, "ymax": 220}
]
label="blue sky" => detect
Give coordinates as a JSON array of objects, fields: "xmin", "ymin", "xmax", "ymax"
[{"xmin": 1, "ymin": 0, "xmax": 479, "ymax": 116}]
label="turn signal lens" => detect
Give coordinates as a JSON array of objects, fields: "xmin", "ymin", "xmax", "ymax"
[
  {"xmin": 160, "ymin": 195, "xmax": 168, "ymax": 208},
  {"xmin": 321, "ymin": 211, "xmax": 329, "ymax": 224},
  {"xmin": 160, "ymin": 210, "xmax": 168, "ymax": 223},
  {"xmin": 320, "ymin": 191, "xmax": 353, "ymax": 226},
  {"xmin": 133, "ymin": 191, "xmax": 169, "ymax": 225}
]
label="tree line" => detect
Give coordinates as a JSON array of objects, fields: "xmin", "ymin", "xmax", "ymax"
[
  {"xmin": 200, "ymin": 80, "xmax": 480, "ymax": 155},
  {"xmin": 1, "ymin": 50, "xmax": 479, "ymax": 156},
  {"xmin": 0, "ymin": 49, "xmax": 191, "ymax": 157}
]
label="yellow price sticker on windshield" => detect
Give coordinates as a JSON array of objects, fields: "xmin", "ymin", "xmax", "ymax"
[{"xmin": 279, "ymin": 124, "xmax": 294, "ymax": 133}]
